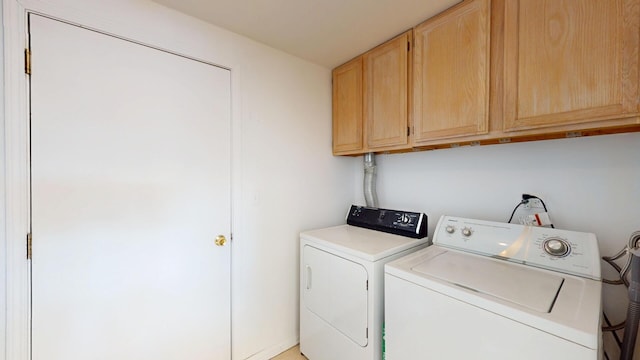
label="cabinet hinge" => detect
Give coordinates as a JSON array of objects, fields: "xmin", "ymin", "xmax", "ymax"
[
  {"xmin": 407, "ymin": 126, "xmax": 411, "ymax": 136},
  {"xmin": 366, "ymin": 327, "xmax": 369, "ymax": 339},
  {"xmin": 366, "ymin": 280, "xmax": 368, "ymax": 290},
  {"xmin": 27, "ymin": 232, "xmax": 32, "ymax": 260},
  {"xmin": 24, "ymin": 48, "xmax": 31, "ymax": 75},
  {"xmin": 407, "ymin": 41, "xmax": 411, "ymax": 51}
]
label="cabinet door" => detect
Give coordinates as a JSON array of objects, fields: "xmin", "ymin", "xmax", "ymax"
[
  {"xmin": 364, "ymin": 31, "xmax": 412, "ymax": 150},
  {"xmin": 332, "ymin": 57, "xmax": 363, "ymax": 155},
  {"xmin": 504, "ymin": 0, "xmax": 640, "ymax": 131},
  {"xmin": 413, "ymin": 0, "xmax": 489, "ymax": 143}
]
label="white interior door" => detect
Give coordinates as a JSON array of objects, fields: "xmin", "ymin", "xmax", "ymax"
[{"xmin": 29, "ymin": 14, "xmax": 232, "ymax": 360}]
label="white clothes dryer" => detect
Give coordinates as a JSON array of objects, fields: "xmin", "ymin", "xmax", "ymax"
[
  {"xmin": 385, "ymin": 215, "xmax": 602, "ymax": 360},
  {"xmin": 300, "ymin": 222, "xmax": 428, "ymax": 360}
]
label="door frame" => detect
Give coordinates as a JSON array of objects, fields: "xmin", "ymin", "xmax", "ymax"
[{"xmin": 2, "ymin": 2, "xmax": 240, "ymax": 359}]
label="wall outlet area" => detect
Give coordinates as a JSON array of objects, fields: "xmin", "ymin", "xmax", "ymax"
[
  {"xmin": 522, "ymin": 198, "xmax": 544, "ymax": 210},
  {"xmin": 519, "ymin": 212, "xmax": 552, "ymax": 227},
  {"xmin": 516, "ymin": 195, "xmax": 553, "ymax": 227}
]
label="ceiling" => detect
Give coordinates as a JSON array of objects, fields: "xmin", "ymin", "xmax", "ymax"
[{"xmin": 153, "ymin": 0, "xmax": 461, "ymax": 68}]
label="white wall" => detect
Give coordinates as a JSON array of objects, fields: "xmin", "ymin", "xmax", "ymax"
[
  {"xmin": 1, "ymin": 0, "xmax": 359, "ymax": 359},
  {"xmin": 227, "ymin": 33, "xmax": 358, "ymax": 359},
  {"xmin": 355, "ymin": 132, "xmax": 640, "ymax": 330},
  {"xmin": 0, "ymin": 1, "xmax": 6, "ymax": 358}
]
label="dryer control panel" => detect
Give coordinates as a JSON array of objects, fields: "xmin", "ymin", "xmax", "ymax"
[
  {"xmin": 347, "ymin": 205, "xmax": 428, "ymax": 239},
  {"xmin": 433, "ymin": 216, "xmax": 601, "ymax": 280}
]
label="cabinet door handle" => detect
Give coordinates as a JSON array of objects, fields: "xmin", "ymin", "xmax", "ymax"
[{"xmin": 305, "ymin": 265, "xmax": 312, "ymax": 290}]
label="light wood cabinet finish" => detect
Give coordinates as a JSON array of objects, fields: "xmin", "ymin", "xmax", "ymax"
[
  {"xmin": 364, "ymin": 31, "xmax": 412, "ymax": 151},
  {"xmin": 413, "ymin": 0, "xmax": 490, "ymax": 143},
  {"xmin": 332, "ymin": 57, "xmax": 363, "ymax": 154},
  {"xmin": 331, "ymin": 0, "xmax": 640, "ymax": 156},
  {"xmin": 503, "ymin": 0, "xmax": 640, "ymax": 132}
]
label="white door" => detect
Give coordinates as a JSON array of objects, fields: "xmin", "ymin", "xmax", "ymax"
[{"xmin": 29, "ymin": 14, "xmax": 232, "ymax": 360}]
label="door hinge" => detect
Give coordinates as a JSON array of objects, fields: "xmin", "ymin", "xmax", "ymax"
[
  {"xmin": 27, "ymin": 232, "xmax": 32, "ymax": 260},
  {"xmin": 366, "ymin": 280, "xmax": 368, "ymax": 290},
  {"xmin": 366, "ymin": 327, "xmax": 369, "ymax": 339},
  {"xmin": 25, "ymin": 48, "xmax": 31, "ymax": 75}
]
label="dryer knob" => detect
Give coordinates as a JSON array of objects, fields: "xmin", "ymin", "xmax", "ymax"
[
  {"xmin": 462, "ymin": 227, "xmax": 472, "ymax": 237},
  {"xmin": 401, "ymin": 213, "xmax": 410, "ymax": 224},
  {"xmin": 446, "ymin": 225, "xmax": 455, "ymax": 234}
]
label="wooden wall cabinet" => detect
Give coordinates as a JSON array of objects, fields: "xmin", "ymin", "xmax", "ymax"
[
  {"xmin": 332, "ymin": 57, "xmax": 363, "ymax": 155},
  {"xmin": 502, "ymin": 0, "xmax": 640, "ymax": 133},
  {"xmin": 332, "ymin": 31, "xmax": 412, "ymax": 155},
  {"xmin": 331, "ymin": 0, "xmax": 640, "ymax": 155},
  {"xmin": 364, "ymin": 31, "xmax": 412, "ymax": 151},
  {"xmin": 413, "ymin": 0, "xmax": 490, "ymax": 144}
]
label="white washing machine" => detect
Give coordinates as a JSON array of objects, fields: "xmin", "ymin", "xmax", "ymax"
[
  {"xmin": 300, "ymin": 222, "xmax": 428, "ymax": 360},
  {"xmin": 385, "ymin": 215, "xmax": 603, "ymax": 360}
]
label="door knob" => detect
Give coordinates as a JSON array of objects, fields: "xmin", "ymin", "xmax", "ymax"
[{"xmin": 215, "ymin": 235, "xmax": 227, "ymax": 247}]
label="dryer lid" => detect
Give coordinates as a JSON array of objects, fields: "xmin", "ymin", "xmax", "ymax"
[{"xmin": 411, "ymin": 251, "xmax": 564, "ymax": 313}]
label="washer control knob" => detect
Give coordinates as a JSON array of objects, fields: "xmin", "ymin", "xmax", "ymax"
[
  {"xmin": 543, "ymin": 238, "xmax": 570, "ymax": 257},
  {"xmin": 462, "ymin": 227, "xmax": 472, "ymax": 237},
  {"xmin": 445, "ymin": 225, "xmax": 455, "ymax": 234}
]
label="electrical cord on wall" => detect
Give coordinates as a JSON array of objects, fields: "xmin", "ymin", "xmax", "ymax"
[
  {"xmin": 507, "ymin": 194, "xmax": 555, "ymax": 228},
  {"xmin": 507, "ymin": 200, "xmax": 527, "ymax": 224}
]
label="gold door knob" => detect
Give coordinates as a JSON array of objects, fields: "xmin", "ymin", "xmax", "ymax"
[{"xmin": 215, "ymin": 235, "xmax": 227, "ymax": 247}]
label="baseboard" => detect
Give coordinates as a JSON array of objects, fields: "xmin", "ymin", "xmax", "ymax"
[{"xmin": 242, "ymin": 336, "xmax": 300, "ymax": 360}]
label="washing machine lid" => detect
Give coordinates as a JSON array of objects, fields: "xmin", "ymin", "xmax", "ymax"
[
  {"xmin": 411, "ymin": 250, "xmax": 564, "ymax": 313},
  {"xmin": 300, "ymin": 225, "xmax": 428, "ymax": 261}
]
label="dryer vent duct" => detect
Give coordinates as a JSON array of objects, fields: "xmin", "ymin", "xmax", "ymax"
[
  {"xmin": 363, "ymin": 153, "xmax": 379, "ymax": 208},
  {"xmin": 621, "ymin": 246, "xmax": 640, "ymax": 360}
]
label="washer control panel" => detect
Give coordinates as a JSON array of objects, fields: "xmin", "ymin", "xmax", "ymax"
[{"xmin": 433, "ymin": 216, "xmax": 601, "ymax": 280}]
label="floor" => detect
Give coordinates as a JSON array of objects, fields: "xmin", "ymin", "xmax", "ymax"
[{"xmin": 271, "ymin": 345, "xmax": 308, "ymax": 360}]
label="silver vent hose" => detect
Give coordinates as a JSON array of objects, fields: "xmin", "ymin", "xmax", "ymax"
[
  {"xmin": 363, "ymin": 153, "xmax": 379, "ymax": 208},
  {"xmin": 621, "ymin": 246, "xmax": 640, "ymax": 360}
]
